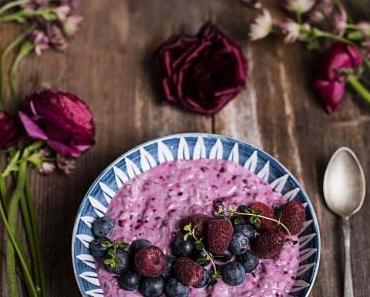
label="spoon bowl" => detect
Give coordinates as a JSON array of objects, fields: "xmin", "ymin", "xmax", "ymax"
[{"xmin": 323, "ymin": 147, "xmax": 366, "ymax": 218}]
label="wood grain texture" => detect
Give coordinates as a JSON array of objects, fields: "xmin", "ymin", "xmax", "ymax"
[{"xmin": 0, "ymin": 0, "xmax": 369, "ymax": 296}]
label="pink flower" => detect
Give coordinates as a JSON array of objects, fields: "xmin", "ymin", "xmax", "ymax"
[
  {"xmin": 155, "ymin": 22, "xmax": 247, "ymax": 116},
  {"xmin": 332, "ymin": 4, "xmax": 347, "ymax": 36},
  {"xmin": 0, "ymin": 112, "xmax": 21, "ymax": 150},
  {"xmin": 63, "ymin": 15, "xmax": 83, "ymax": 37},
  {"xmin": 249, "ymin": 9, "xmax": 273, "ymax": 41},
  {"xmin": 278, "ymin": 19, "xmax": 301, "ymax": 43},
  {"xmin": 55, "ymin": 5, "xmax": 71, "ymax": 21},
  {"xmin": 30, "ymin": 30, "xmax": 50, "ymax": 55},
  {"xmin": 18, "ymin": 89, "xmax": 95, "ymax": 158},
  {"xmin": 314, "ymin": 43, "xmax": 363, "ymax": 112},
  {"xmin": 284, "ymin": 0, "xmax": 315, "ymax": 14},
  {"xmin": 357, "ymin": 22, "xmax": 370, "ymax": 38}
]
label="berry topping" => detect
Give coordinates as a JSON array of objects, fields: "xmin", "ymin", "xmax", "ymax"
[
  {"xmin": 130, "ymin": 239, "xmax": 152, "ymax": 254},
  {"xmin": 103, "ymin": 249, "xmax": 129, "ymax": 274},
  {"xmin": 174, "ymin": 257, "xmax": 204, "ymax": 287},
  {"xmin": 207, "ymin": 219, "xmax": 233, "ymax": 255},
  {"xmin": 117, "ymin": 270, "xmax": 140, "ymax": 291},
  {"xmin": 280, "ymin": 201, "xmax": 306, "ymax": 235},
  {"xmin": 162, "ymin": 255, "xmax": 176, "ymax": 280},
  {"xmin": 139, "ymin": 276, "xmax": 164, "ymax": 297},
  {"xmin": 193, "ymin": 268, "xmax": 211, "ymax": 288},
  {"xmin": 234, "ymin": 224, "xmax": 257, "ymax": 239},
  {"xmin": 214, "ymin": 249, "xmax": 233, "ymax": 263},
  {"xmin": 192, "ymin": 248, "xmax": 211, "ymax": 267},
  {"xmin": 92, "ymin": 216, "xmax": 114, "ymax": 238},
  {"xmin": 236, "ymin": 250, "xmax": 259, "ymax": 273},
  {"xmin": 134, "ymin": 246, "xmax": 166, "ymax": 277},
  {"xmin": 253, "ymin": 231, "xmax": 285, "ymax": 259},
  {"xmin": 172, "ymin": 235, "xmax": 194, "ymax": 257},
  {"xmin": 249, "ymin": 202, "xmax": 276, "ymax": 231},
  {"xmin": 89, "ymin": 237, "xmax": 110, "ymax": 261},
  {"xmin": 164, "ymin": 278, "xmax": 189, "ymax": 297},
  {"xmin": 221, "ymin": 261, "xmax": 246, "ymax": 286},
  {"xmin": 181, "ymin": 214, "xmax": 209, "ymax": 237},
  {"xmin": 229, "ymin": 232, "xmax": 250, "ymax": 256}
]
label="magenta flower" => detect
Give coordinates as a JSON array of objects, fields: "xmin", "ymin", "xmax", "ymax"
[
  {"xmin": 314, "ymin": 43, "xmax": 363, "ymax": 112},
  {"xmin": 18, "ymin": 89, "xmax": 95, "ymax": 158},
  {"xmin": 155, "ymin": 22, "xmax": 247, "ymax": 116},
  {"xmin": 0, "ymin": 112, "xmax": 21, "ymax": 150}
]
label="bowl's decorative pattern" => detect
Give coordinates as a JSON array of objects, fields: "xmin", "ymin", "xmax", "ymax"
[{"xmin": 72, "ymin": 134, "xmax": 320, "ymax": 297}]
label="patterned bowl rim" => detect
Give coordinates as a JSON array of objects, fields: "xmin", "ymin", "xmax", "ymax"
[{"xmin": 71, "ymin": 132, "xmax": 321, "ymax": 297}]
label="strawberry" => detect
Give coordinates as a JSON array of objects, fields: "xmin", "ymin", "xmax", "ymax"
[
  {"xmin": 181, "ymin": 214, "xmax": 209, "ymax": 237},
  {"xmin": 207, "ymin": 219, "xmax": 233, "ymax": 255},
  {"xmin": 280, "ymin": 201, "xmax": 306, "ymax": 235},
  {"xmin": 249, "ymin": 202, "xmax": 276, "ymax": 231},
  {"xmin": 174, "ymin": 257, "xmax": 204, "ymax": 287},
  {"xmin": 134, "ymin": 246, "xmax": 166, "ymax": 277},
  {"xmin": 253, "ymin": 231, "xmax": 285, "ymax": 259}
]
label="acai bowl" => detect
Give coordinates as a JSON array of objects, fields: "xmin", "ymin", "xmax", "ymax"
[{"xmin": 72, "ymin": 133, "xmax": 320, "ymax": 297}]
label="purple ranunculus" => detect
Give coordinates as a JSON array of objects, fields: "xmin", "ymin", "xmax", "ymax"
[
  {"xmin": 18, "ymin": 89, "xmax": 95, "ymax": 158},
  {"xmin": 155, "ymin": 22, "xmax": 248, "ymax": 116},
  {"xmin": 0, "ymin": 112, "xmax": 20, "ymax": 150},
  {"xmin": 314, "ymin": 42, "xmax": 363, "ymax": 112}
]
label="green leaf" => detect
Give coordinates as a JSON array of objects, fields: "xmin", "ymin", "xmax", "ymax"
[
  {"xmin": 101, "ymin": 241, "xmax": 113, "ymax": 248},
  {"xmin": 116, "ymin": 241, "xmax": 129, "ymax": 250},
  {"xmin": 183, "ymin": 223, "xmax": 192, "ymax": 232},
  {"xmin": 195, "ymin": 240, "xmax": 204, "ymax": 251},
  {"xmin": 183, "ymin": 234, "xmax": 189, "ymax": 241}
]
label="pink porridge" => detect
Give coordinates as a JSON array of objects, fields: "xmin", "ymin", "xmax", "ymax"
[{"xmin": 97, "ymin": 159, "xmax": 300, "ymax": 297}]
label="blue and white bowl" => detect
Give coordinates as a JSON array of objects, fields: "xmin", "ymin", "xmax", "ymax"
[{"xmin": 72, "ymin": 133, "xmax": 320, "ymax": 297}]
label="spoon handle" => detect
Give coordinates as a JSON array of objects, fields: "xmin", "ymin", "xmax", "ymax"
[{"xmin": 343, "ymin": 218, "xmax": 354, "ymax": 297}]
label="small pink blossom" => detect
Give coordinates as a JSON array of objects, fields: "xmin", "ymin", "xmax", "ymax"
[
  {"xmin": 332, "ymin": 4, "xmax": 347, "ymax": 36},
  {"xmin": 55, "ymin": 5, "xmax": 71, "ymax": 21},
  {"xmin": 356, "ymin": 22, "xmax": 370, "ymax": 38},
  {"xmin": 308, "ymin": 0, "xmax": 334, "ymax": 24},
  {"xmin": 39, "ymin": 162, "xmax": 56, "ymax": 175},
  {"xmin": 279, "ymin": 19, "xmax": 300, "ymax": 43},
  {"xmin": 249, "ymin": 9, "xmax": 273, "ymax": 41},
  {"xmin": 63, "ymin": 15, "xmax": 83, "ymax": 37},
  {"xmin": 30, "ymin": 30, "xmax": 50, "ymax": 55},
  {"xmin": 56, "ymin": 154, "xmax": 76, "ymax": 174}
]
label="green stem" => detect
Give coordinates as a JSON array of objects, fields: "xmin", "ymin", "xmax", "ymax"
[
  {"xmin": 8, "ymin": 41, "xmax": 34, "ymax": 106},
  {"xmin": 0, "ymin": 8, "xmax": 57, "ymax": 24},
  {"xmin": 0, "ymin": 0, "xmax": 30, "ymax": 16},
  {"xmin": 0, "ymin": 174, "xmax": 7, "ymax": 207},
  {"xmin": 347, "ymin": 74, "xmax": 370, "ymax": 104},
  {"xmin": 312, "ymin": 28, "xmax": 354, "ymax": 45},
  {"xmin": 6, "ymin": 162, "xmax": 38, "ymax": 297},
  {"xmin": 0, "ymin": 26, "xmax": 34, "ymax": 108},
  {"xmin": 24, "ymin": 174, "xmax": 47, "ymax": 297}
]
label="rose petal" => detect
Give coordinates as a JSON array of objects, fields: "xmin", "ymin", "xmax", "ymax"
[
  {"xmin": 18, "ymin": 111, "xmax": 48, "ymax": 140},
  {"xmin": 314, "ymin": 79, "xmax": 346, "ymax": 112}
]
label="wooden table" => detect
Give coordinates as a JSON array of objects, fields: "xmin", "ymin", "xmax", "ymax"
[{"xmin": 1, "ymin": 0, "xmax": 369, "ymax": 296}]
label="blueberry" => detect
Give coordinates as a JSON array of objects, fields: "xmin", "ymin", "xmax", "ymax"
[
  {"xmin": 162, "ymin": 255, "xmax": 176, "ymax": 279},
  {"xmin": 192, "ymin": 249, "xmax": 210, "ymax": 267},
  {"xmin": 92, "ymin": 216, "xmax": 114, "ymax": 238},
  {"xmin": 229, "ymin": 232, "xmax": 250, "ymax": 256},
  {"xmin": 234, "ymin": 224, "xmax": 257, "ymax": 239},
  {"xmin": 172, "ymin": 236, "xmax": 193, "ymax": 257},
  {"xmin": 194, "ymin": 268, "xmax": 210, "ymax": 288},
  {"xmin": 130, "ymin": 239, "xmax": 152, "ymax": 254},
  {"xmin": 164, "ymin": 278, "xmax": 189, "ymax": 297},
  {"xmin": 104, "ymin": 249, "xmax": 130, "ymax": 274},
  {"xmin": 117, "ymin": 270, "xmax": 140, "ymax": 291},
  {"xmin": 89, "ymin": 237, "xmax": 110, "ymax": 261},
  {"xmin": 214, "ymin": 249, "xmax": 233, "ymax": 263},
  {"xmin": 139, "ymin": 276, "xmax": 164, "ymax": 297},
  {"xmin": 221, "ymin": 262, "xmax": 246, "ymax": 286},
  {"xmin": 236, "ymin": 250, "xmax": 259, "ymax": 273}
]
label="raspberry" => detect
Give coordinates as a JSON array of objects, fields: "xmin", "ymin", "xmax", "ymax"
[
  {"xmin": 280, "ymin": 201, "xmax": 306, "ymax": 235},
  {"xmin": 249, "ymin": 202, "xmax": 276, "ymax": 231},
  {"xmin": 134, "ymin": 246, "xmax": 166, "ymax": 277},
  {"xmin": 207, "ymin": 219, "xmax": 233, "ymax": 255},
  {"xmin": 174, "ymin": 257, "xmax": 204, "ymax": 287},
  {"xmin": 253, "ymin": 232, "xmax": 285, "ymax": 259},
  {"xmin": 181, "ymin": 214, "xmax": 209, "ymax": 237}
]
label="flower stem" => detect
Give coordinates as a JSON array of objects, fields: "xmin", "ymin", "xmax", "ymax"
[
  {"xmin": 0, "ymin": 0, "xmax": 30, "ymax": 16},
  {"xmin": 192, "ymin": 230, "xmax": 218, "ymax": 276},
  {"xmin": 0, "ymin": 174, "xmax": 7, "ymax": 207},
  {"xmin": 0, "ymin": 26, "xmax": 34, "ymax": 108},
  {"xmin": 347, "ymin": 74, "xmax": 370, "ymax": 104},
  {"xmin": 312, "ymin": 28, "xmax": 354, "ymax": 45},
  {"xmin": 5, "ymin": 161, "xmax": 39, "ymax": 297}
]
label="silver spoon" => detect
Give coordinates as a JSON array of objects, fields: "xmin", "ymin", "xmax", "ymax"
[{"xmin": 323, "ymin": 147, "xmax": 366, "ymax": 297}]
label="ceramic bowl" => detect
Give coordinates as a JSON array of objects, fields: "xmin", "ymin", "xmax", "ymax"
[{"xmin": 72, "ymin": 133, "xmax": 320, "ymax": 297}]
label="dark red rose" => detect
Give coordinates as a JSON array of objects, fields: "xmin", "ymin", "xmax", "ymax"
[
  {"xmin": 18, "ymin": 89, "xmax": 95, "ymax": 158},
  {"xmin": 155, "ymin": 22, "xmax": 247, "ymax": 115},
  {"xmin": 0, "ymin": 112, "xmax": 20, "ymax": 150},
  {"xmin": 314, "ymin": 42, "xmax": 363, "ymax": 112}
]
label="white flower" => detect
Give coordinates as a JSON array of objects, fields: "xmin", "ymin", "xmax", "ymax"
[
  {"xmin": 249, "ymin": 9, "xmax": 273, "ymax": 41},
  {"xmin": 357, "ymin": 22, "xmax": 370, "ymax": 37},
  {"xmin": 284, "ymin": 0, "xmax": 315, "ymax": 14},
  {"xmin": 55, "ymin": 5, "xmax": 71, "ymax": 21},
  {"xmin": 39, "ymin": 162, "xmax": 56, "ymax": 175},
  {"xmin": 63, "ymin": 15, "xmax": 83, "ymax": 37},
  {"xmin": 279, "ymin": 19, "xmax": 301, "ymax": 43}
]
